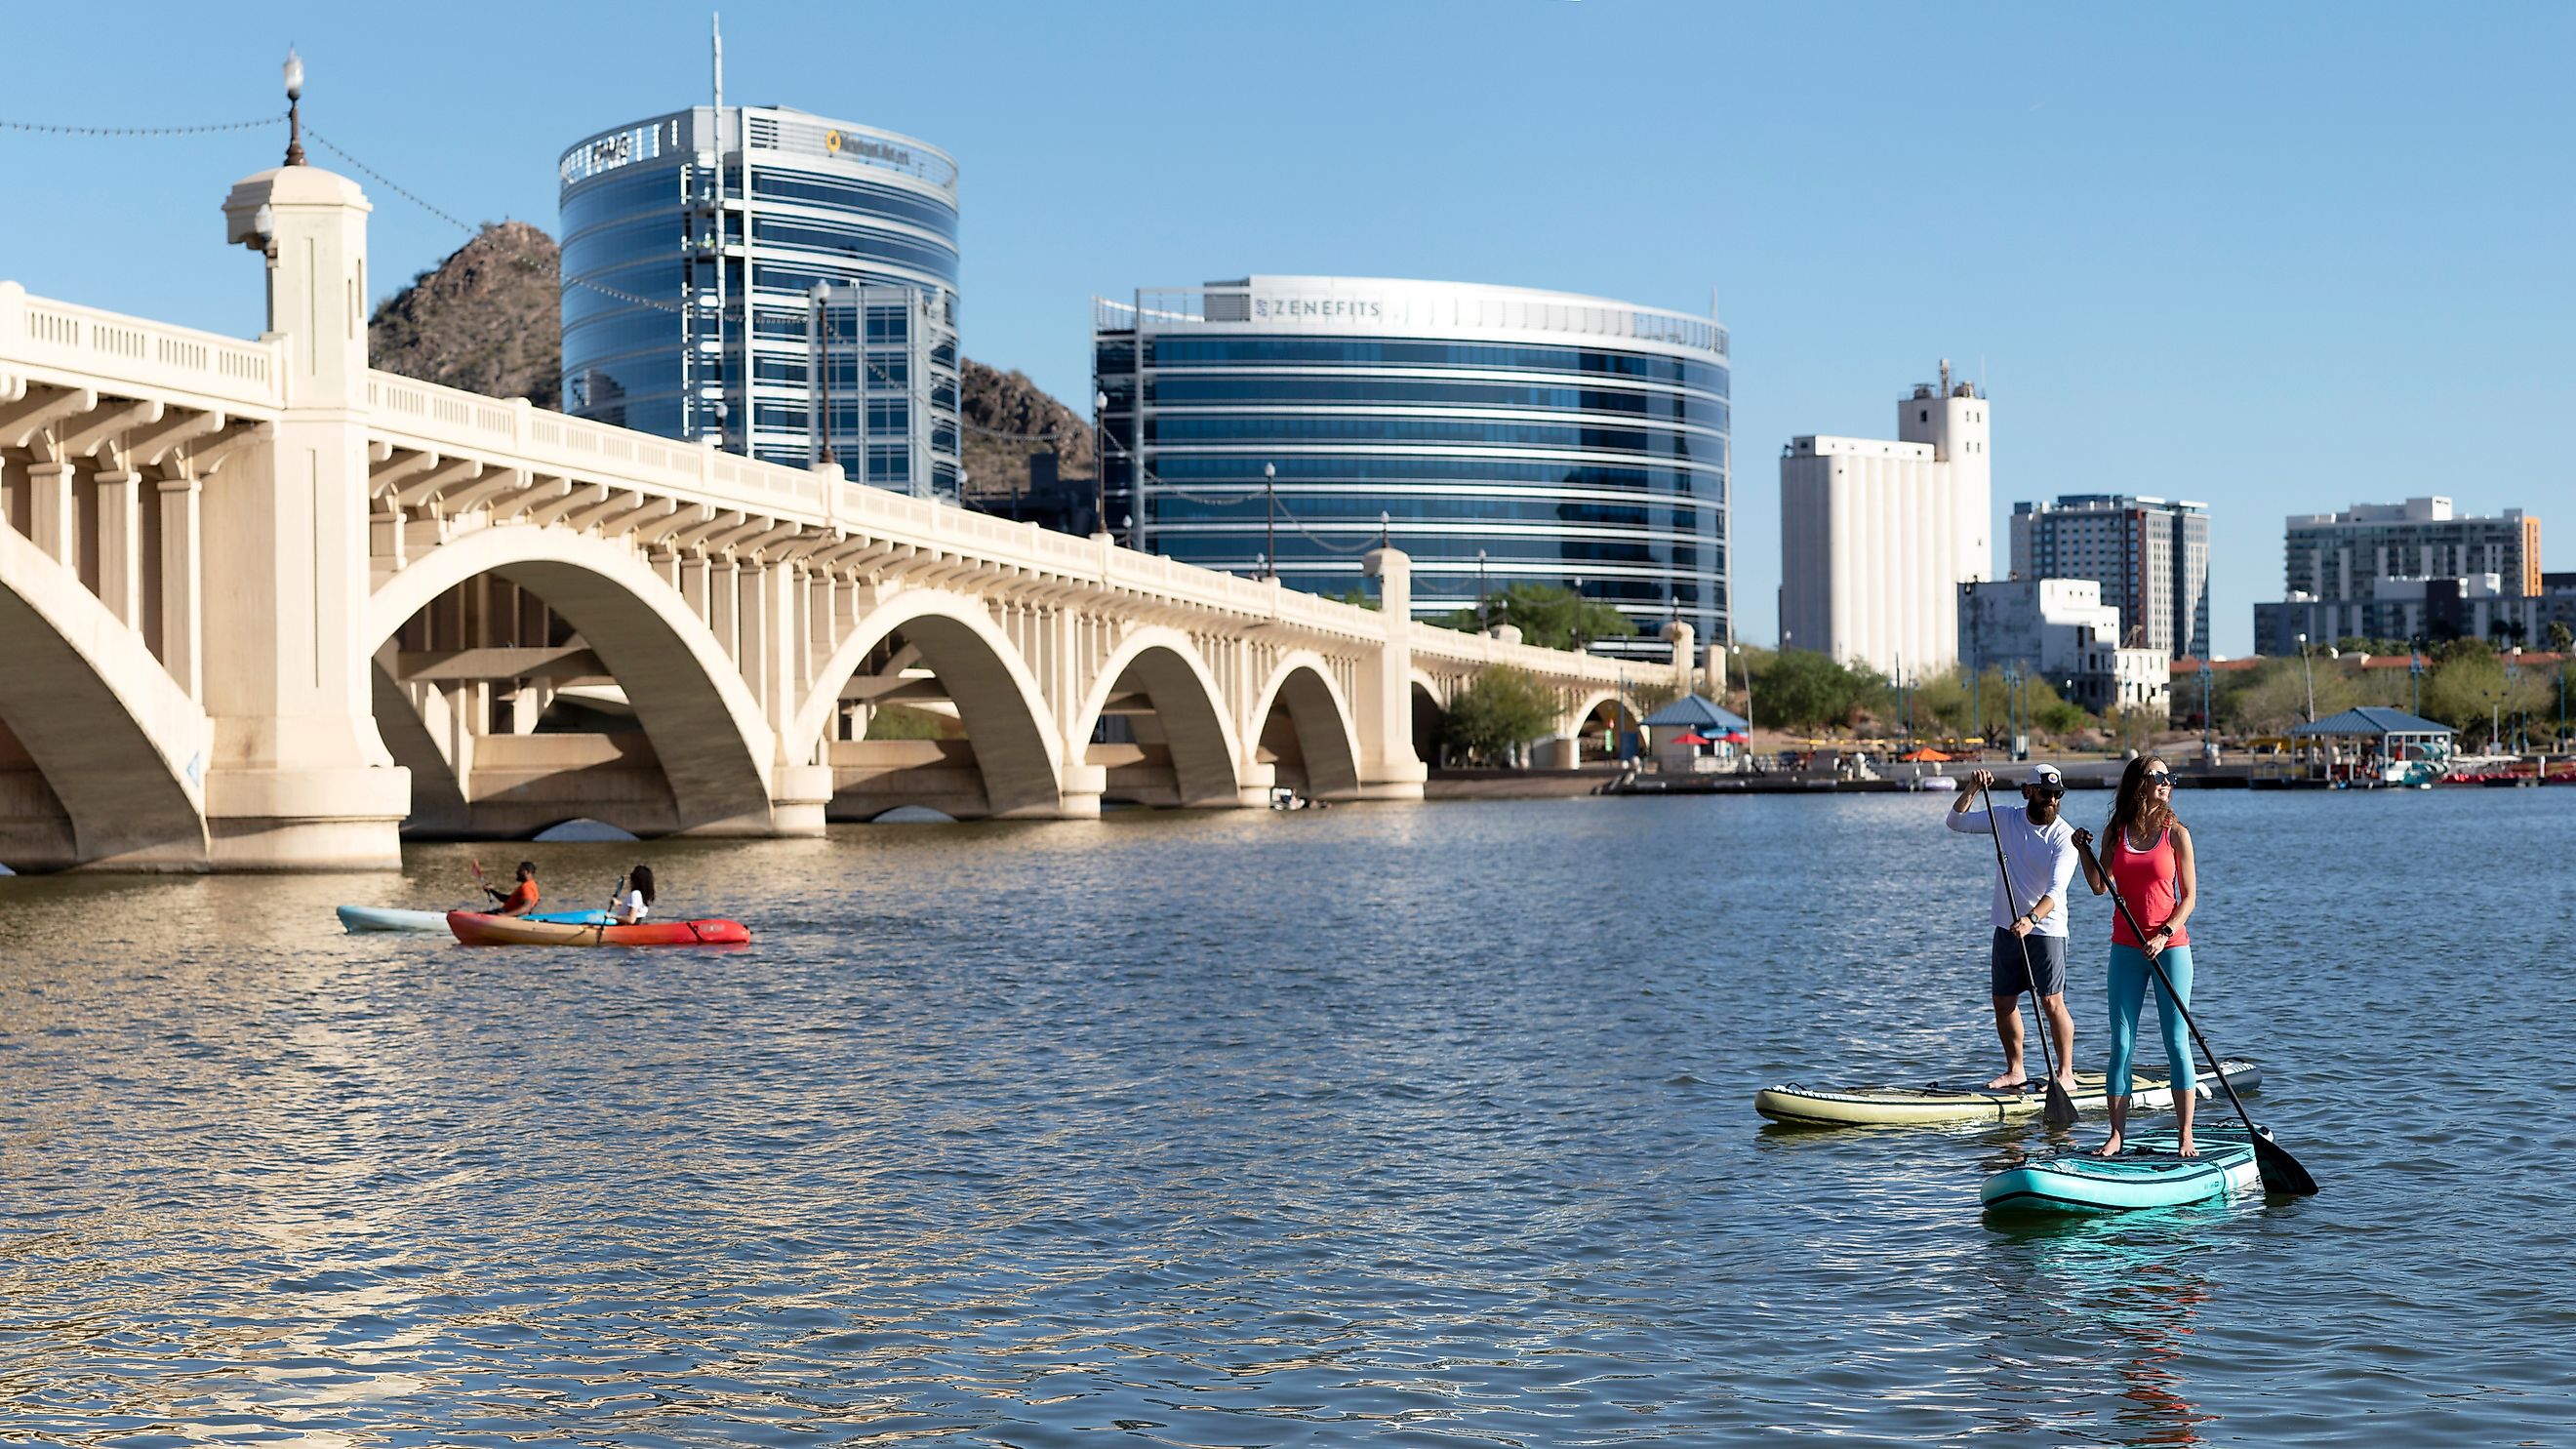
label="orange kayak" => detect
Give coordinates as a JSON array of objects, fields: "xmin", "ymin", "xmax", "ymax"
[{"xmin": 446, "ymin": 910, "xmax": 751, "ymax": 946}]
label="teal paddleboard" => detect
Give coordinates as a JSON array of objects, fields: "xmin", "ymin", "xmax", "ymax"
[
  {"xmin": 339, "ymin": 905, "xmax": 612, "ymax": 933},
  {"xmin": 1982, "ymin": 1130, "xmax": 2266, "ymax": 1216}
]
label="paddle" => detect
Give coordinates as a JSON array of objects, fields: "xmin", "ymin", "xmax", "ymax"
[
  {"xmin": 1981, "ymin": 784, "xmax": 2079, "ymax": 1128},
  {"xmin": 2073, "ymin": 833, "xmax": 2319, "ymax": 1195},
  {"xmin": 470, "ymin": 857, "xmax": 496, "ymax": 908},
  {"xmin": 596, "ymin": 870, "xmax": 628, "ymax": 945}
]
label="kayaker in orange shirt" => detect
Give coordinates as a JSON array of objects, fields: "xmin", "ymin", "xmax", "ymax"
[{"xmin": 484, "ymin": 860, "xmax": 541, "ymax": 916}]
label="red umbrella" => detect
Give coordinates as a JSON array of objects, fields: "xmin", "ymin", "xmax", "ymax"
[
  {"xmin": 1667, "ymin": 732, "xmax": 1712, "ymax": 745},
  {"xmin": 1723, "ymin": 731, "xmax": 1751, "ymax": 744}
]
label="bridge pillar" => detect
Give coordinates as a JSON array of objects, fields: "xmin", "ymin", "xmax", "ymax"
[
  {"xmin": 205, "ymin": 163, "xmax": 409, "ymax": 867},
  {"xmin": 1358, "ymin": 546, "xmax": 1428, "ymax": 800},
  {"xmin": 155, "ymin": 475, "xmax": 203, "ymax": 700},
  {"xmin": 1665, "ymin": 621, "xmax": 1697, "ymax": 698},
  {"xmin": 26, "ymin": 461, "xmax": 73, "ymax": 564},
  {"xmin": 95, "ymin": 468, "xmax": 143, "ymax": 625}
]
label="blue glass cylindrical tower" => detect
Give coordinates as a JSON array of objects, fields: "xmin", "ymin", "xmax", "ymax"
[
  {"xmin": 1094, "ymin": 277, "xmax": 1729, "ymax": 654},
  {"xmin": 558, "ymin": 106, "xmax": 961, "ymax": 499}
]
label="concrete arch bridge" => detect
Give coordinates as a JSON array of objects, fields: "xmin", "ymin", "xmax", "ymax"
[{"xmin": 0, "ymin": 163, "xmax": 1702, "ymax": 869}]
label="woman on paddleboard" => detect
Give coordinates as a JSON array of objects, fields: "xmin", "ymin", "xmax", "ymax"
[{"xmin": 2073, "ymin": 756, "xmax": 2199, "ymax": 1157}]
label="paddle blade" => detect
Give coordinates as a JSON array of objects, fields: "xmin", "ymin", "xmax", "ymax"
[
  {"xmin": 2042, "ymin": 1078, "xmax": 2080, "ymax": 1127},
  {"xmin": 2252, "ymin": 1127, "xmax": 2318, "ymax": 1195}
]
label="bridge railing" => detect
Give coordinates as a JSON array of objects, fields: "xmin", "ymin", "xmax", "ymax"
[
  {"xmin": 0, "ymin": 282, "xmax": 282, "ymax": 414},
  {"xmin": 365, "ymin": 365, "xmax": 1399, "ymax": 640}
]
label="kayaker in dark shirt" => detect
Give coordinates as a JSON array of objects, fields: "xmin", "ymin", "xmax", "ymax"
[{"xmin": 485, "ymin": 860, "xmax": 540, "ymax": 916}]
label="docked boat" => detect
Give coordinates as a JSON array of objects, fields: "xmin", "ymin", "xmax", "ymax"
[
  {"xmin": 1753, "ymin": 1061, "xmax": 2260, "ymax": 1128},
  {"xmin": 340, "ymin": 905, "xmax": 614, "ymax": 933},
  {"xmin": 445, "ymin": 910, "xmax": 750, "ymax": 946},
  {"xmin": 1981, "ymin": 1129, "xmax": 2267, "ymax": 1215}
]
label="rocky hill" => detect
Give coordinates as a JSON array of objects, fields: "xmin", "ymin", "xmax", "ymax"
[
  {"xmin": 959, "ymin": 359, "xmax": 1096, "ymax": 504},
  {"xmin": 366, "ymin": 221, "xmax": 1096, "ymax": 503},
  {"xmin": 369, "ymin": 221, "xmax": 563, "ymax": 409}
]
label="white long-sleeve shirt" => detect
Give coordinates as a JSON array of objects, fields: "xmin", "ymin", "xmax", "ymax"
[{"xmin": 1946, "ymin": 803, "xmax": 2079, "ymax": 937}]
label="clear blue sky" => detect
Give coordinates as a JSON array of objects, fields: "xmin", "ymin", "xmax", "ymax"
[{"xmin": 9, "ymin": 2, "xmax": 2570, "ymax": 655}]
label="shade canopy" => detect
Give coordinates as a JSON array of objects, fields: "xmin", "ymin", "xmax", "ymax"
[
  {"xmin": 1666, "ymin": 732, "xmax": 1713, "ymax": 746},
  {"xmin": 2291, "ymin": 706, "xmax": 2454, "ymax": 740},
  {"xmin": 1899, "ymin": 746, "xmax": 1952, "ymax": 761},
  {"xmin": 1640, "ymin": 694, "xmax": 1753, "ymax": 732}
]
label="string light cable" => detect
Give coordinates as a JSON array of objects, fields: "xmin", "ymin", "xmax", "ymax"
[{"xmin": 1, "ymin": 114, "xmax": 283, "ymax": 137}]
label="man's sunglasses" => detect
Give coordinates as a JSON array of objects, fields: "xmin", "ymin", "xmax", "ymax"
[{"xmin": 2022, "ymin": 784, "xmax": 2065, "ymax": 797}]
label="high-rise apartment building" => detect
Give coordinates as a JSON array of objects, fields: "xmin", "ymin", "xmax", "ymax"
[
  {"xmin": 1778, "ymin": 363, "xmax": 1992, "ymax": 676},
  {"xmin": 1093, "ymin": 276, "xmax": 1731, "ymax": 656},
  {"xmin": 2010, "ymin": 494, "xmax": 2210, "ymax": 659},
  {"xmin": 2282, "ymin": 497, "xmax": 2540, "ymax": 601},
  {"xmin": 556, "ymin": 105, "xmax": 962, "ymax": 499}
]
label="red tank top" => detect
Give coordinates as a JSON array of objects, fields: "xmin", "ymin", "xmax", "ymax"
[{"xmin": 2107, "ymin": 825, "xmax": 2186, "ymax": 948}]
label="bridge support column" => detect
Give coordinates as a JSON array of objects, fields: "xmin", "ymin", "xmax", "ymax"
[
  {"xmin": 94, "ymin": 469, "xmax": 143, "ymax": 626},
  {"xmin": 26, "ymin": 461, "xmax": 73, "ymax": 564},
  {"xmin": 205, "ymin": 162, "xmax": 410, "ymax": 867},
  {"xmin": 1358, "ymin": 546, "xmax": 1428, "ymax": 800},
  {"xmin": 156, "ymin": 475, "xmax": 202, "ymax": 700}
]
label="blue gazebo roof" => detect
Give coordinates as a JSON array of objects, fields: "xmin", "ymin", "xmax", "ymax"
[
  {"xmin": 1640, "ymin": 694, "xmax": 1752, "ymax": 731},
  {"xmin": 2291, "ymin": 706, "xmax": 2454, "ymax": 738}
]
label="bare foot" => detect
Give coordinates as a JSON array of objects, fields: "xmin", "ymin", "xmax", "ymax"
[
  {"xmin": 1984, "ymin": 1071, "xmax": 2028, "ymax": 1090},
  {"xmin": 2092, "ymin": 1138, "xmax": 2125, "ymax": 1157},
  {"xmin": 2055, "ymin": 1074, "xmax": 2080, "ymax": 1097},
  {"xmin": 2175, "ymin": 1140, "xmax": 2198, "ymax": 1158}
]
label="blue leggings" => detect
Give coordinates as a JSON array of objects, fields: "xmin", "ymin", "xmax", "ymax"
[{"xmin": 2105, "ymin": 944, "xmax": 2194, "ymax": 1099}]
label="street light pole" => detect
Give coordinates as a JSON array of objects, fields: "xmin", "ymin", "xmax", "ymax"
[
  {"xmin": 2297, "ymin": 631, "xmax": 2315, "ymax": 722},
  {"xmin": 1570, "ymin": 575, "xmax": 1586, "ymax": 654},
  {"xmin": 2199, "ymin": 658, "xmax": 2213, "ymax": 761},
  {"xmin": 809, "ymin": 282, "xmax": 835, "ymax": 466},
  {"xmin": 1476, "ymin": 547, "xmax": 1490, "ymax": 630},
  {"xmin": 1092, "ymin": 388, "xmax": 1109, "ymax": 539},
  {"xmin": 1263, "ymin": 461, "xmax": 1277, "ymax": 582}
]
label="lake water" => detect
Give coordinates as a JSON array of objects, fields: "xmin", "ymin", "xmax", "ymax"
[{"xmin": 2, "ymin": 789, "xmax": 2570, "ymax": 1446}]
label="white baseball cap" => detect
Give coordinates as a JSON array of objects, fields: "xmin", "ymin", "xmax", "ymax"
[{"xmin": 2028, "ymin": 763, "xmax": 2065, "ymax": 788}]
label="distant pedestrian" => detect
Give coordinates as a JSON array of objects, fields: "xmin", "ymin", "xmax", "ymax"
[
  {"xmin": 1947, "ymin": 766, "xmax": 2080, "ymax": 1094},
  {"xmin": 2073, "ymin": 755, "xmax": 2200, "ymax": 1156}
]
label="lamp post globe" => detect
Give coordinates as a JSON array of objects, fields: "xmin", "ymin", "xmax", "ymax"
[{"xmin": 281, "ymin": 49, "xmax": 307, "ymax": 166}]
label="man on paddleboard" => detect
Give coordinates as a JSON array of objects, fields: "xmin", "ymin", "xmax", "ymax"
[{"xmin": 1947, "ymin": 764, "xmax": 2079, "ymax": 1094}]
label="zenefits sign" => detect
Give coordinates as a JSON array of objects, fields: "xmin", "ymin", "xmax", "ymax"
[{"xmin": 1251, "ymin": 297, "xmax": 1384, "ymax": 320}]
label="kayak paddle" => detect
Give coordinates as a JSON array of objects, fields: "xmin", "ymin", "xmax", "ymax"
[
  {"xmin": 2074, "ymin": 834, "xmax": 2318, "ymax": 1195},
  {"xmin": 1982, "ymin": 785, "xmax": 2079, "ymax": 1128},
  {"xmin": 597, "ymin": 871, "xmax": 627, "ymax": 944}
]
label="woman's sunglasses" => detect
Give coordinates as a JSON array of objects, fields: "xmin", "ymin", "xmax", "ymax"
[{"xmin": 2142, "ymin": 771, "xmax": 2174, "ymax": 786}]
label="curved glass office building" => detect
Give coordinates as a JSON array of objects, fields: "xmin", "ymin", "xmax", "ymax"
[
  {"xmin": 1094, "ymin": 277, "xmax": 1729, "ymax": 653},
  {"xmin": 558, "ymin": 106, "xmax": 961, "ymax": 498}
]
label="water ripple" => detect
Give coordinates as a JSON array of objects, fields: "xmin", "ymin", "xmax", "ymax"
[{"xmin": 1, "ymin": 791, "xmax": 2570, "ymax": 1443}]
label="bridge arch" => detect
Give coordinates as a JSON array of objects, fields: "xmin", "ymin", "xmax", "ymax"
[
  {"xmin": 1067, "ymin": 627, "xmax": 1244, "ymax": 808},
  {"xmin": 1250, "ymin": 651, "xmax": 1363, "ymax": 800},
  {"xmin": 368, "ymin": 526, "xmax": 776, "ymax": 833},
  {"xmin": 793, "ymin": 587, "xmax": 1066, "ymax": 818},
  {"xmin": 0, "ymin": 526, "xmax": 211, "ymax": 867}
]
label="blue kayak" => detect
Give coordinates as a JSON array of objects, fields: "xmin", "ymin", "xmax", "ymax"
[
  {"xmin": 1982, "ymin": 1130, "xmax": 2265, "ymax": 1216},
  {"xmin": 339, "ymin": 905, "xmax": 613, "ymax": 933}
]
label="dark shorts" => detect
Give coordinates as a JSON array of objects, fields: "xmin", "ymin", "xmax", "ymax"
[{"xmin": 1991, "ymin": 929, "xmax": 2069, "ymax": 998}]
